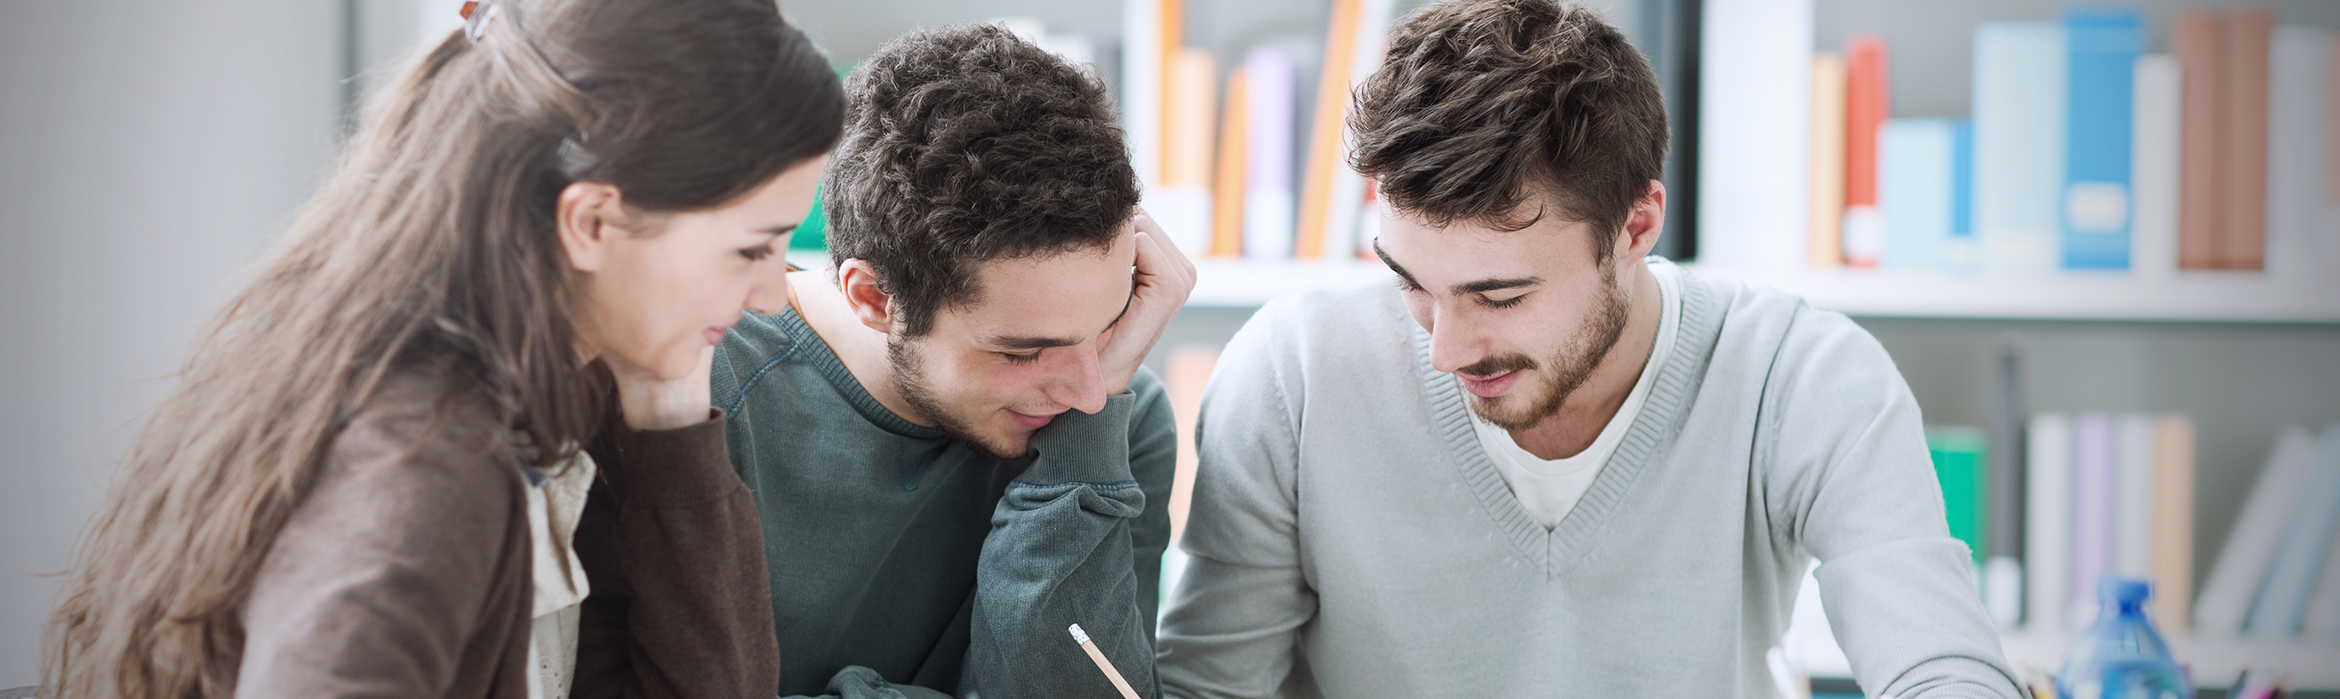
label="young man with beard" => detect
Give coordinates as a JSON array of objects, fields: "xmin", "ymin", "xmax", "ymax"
[
  {"xmin": 1154, "ymin": 2, "xmax": 2021, "ymax": 697},
  {"xmin": 711, "ymin": 25, "xmax": 1193, "ymax": 699}
]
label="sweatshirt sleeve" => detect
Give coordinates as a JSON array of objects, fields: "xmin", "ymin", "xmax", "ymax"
[
  {"xmin": 958, "ymin": 368, "xmax": 1177, "ymax": 699},
  {"xmin": 1763, "ymin": 307, "xmax": 2024, "ymax": 699},
  {"xmin": 572, "ymin": 409, "xmax": 781, "ymax": 699},
  {"xmin": 1153, "ymin": 308, "xmax": 1316, "ymax": 699}
]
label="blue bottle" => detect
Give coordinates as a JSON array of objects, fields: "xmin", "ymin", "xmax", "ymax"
[{"xmin": 2057, "ymin": 577, "xmax": 2191, "ymax": 699}]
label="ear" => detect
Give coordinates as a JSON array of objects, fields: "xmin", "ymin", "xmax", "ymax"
[
  {"xmin": 556, "ymin": 181, "xmax": 627, "ymax": 273},
  {"xmin": 837, "ymin": 259, "xmax": 897, "ymax": 335},
  {"xmin": 1618, "ymin": 179, "xmax": 1667, "ymax": 260}
]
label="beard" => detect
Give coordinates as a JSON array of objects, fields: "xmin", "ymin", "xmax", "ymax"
[
  {"xmin": 888, "ymin": 336, "xmax": 1027, "ymax": 461},
  {"xmin": 1461, "ymin": 261, "xmax": 1631, "ymax": 431}
]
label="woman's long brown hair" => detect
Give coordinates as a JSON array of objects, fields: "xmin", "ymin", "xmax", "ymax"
[{"xmin": 40, "ymin": 0, "xmax": 841, "ymax": 696}]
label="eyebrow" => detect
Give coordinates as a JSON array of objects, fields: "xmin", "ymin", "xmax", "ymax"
[
  {"xmin": 759, "ymin": 224, "xmax": 799, "ymax": 237},
  {"xmin": 1373, "ymin": 240, "xmax": 1543, "ymax": 296}
]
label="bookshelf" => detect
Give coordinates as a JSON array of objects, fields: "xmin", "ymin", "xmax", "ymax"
[
  {"xmin": 1791, "ymin": 628, "xmax": 2340, "ymax": 690},
  {"xmin": 1708, "ymin": 267, "xmax": 2340, "ymax": 324}
]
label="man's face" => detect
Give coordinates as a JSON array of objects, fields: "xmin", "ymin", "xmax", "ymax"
[
  {"xmin": 1375, "ymin": 208, "xmax": 1629, "ymax": 431},
  {"xmin": 888, "ymin": 227, "xmax": 1138, "ymax": 460}
]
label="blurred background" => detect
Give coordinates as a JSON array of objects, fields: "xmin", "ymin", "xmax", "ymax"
[{"xmin": 4, "ymin": 0, "xmax": 2340, "ymax": 694}]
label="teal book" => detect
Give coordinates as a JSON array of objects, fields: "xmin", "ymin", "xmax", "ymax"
[
  {"xmin": 2059, "ymin": 5, "xmax": 2143, "ymax": 270},
  {"xmin": 1930, "ymin": 427, "xmax": 1991, "ymax": 563},
  {"xmin": 2246, "ymin": 424, "xmax": 2340, "ymax": 639}
]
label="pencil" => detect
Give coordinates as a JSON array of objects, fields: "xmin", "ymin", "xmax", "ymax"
[{"xmin": 1066, "ymin": 623, "xmax": 1141, "ymax": 699}]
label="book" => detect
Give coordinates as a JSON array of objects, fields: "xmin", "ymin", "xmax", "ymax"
[
  {"xmin": 1294, "ymin": 0, "xmax": 1362, "ymax": 260},
  {"xmin": 2175, "ymin": 13, "xmax": 2223, "ymax": 270},
  {"xmin": 2130, "ymin": 54, "xmax": 2181, "ymax": 279},
  {"xmin": 1929, "ymin": 427, "xmax": 1990, "ymax": 564},
  {"xmin": 2329, "ymin": 36, "xmax": 2340, "ymax": 284},
  {"xmin": 2303, "ymin": 492, "xmax": 2340, "ymax": 641},
  {"xmin": 1986, "ymin": 345, "xmax": 2026, "ymax": 630},
  {"xmin": 1974, "ymin": 22, "xmax": 2067, "ymax": 276},
  {"xmin": 1880, "ymin": 119, "xmax": 1956, "ymax": 272},
  {"xmin": 2113, "ymin": 414, "xmax": 2156, "ymax": 579},
  {"xmin": 1155, "ymin": 48, "xmax": 1219, "ymax": 255},
  {"xmin": 1121, "ymin": 0, "xmax": 1164, "ymax": 190},
  {"xmin": 1948, "ymin": 116, "xmax": 1978, "ymax": 272},
  {"xmin": 1808, "ymin": 52, "xmax": 1846, "ymax": 269},
  {"xmin": 1163, "ymin": 346, "xmax": 1218, "ymax": 543},
  {"xmin": 2059, "ymin": 6, "xmax": 2142, "ymax": 271},
  {"xmin": 1842, "ymin": 35, "xmax": 1889, "ymax": 269},
  {"xmin": 1242, "ymin": 47, "xmax": 1297, "ymax": 262},
  {"xmin": 2195, "ymin": 426, "xmax": 2320, "ymax": 636},
  {"xmin": 1210, "ymin": 66, "xmax": 1250, "ymax": 258},
  {"xmin": 2071, "ymin": 413, "xmax": 2116, "ymax": 625},
  {"xmin": 2223, "ymin": 11, "xmax": 2274, "ymax": 271},
  {"xmin": 2151, "ymin": 415, "xmax": 2195, "ymax": 634},
  {"xmin": 2026, "ymin": 413, "xmax": 2073, "ymax": 632},
  {"xmin": 1321, "ymin": 0, "xmax": 1397, "ymax": 265},
  {"xmin": 1697, "ymin": 0, "xmax": 1814, "ymax": 274},
  {"xmin": 2245, "ymin": 425, "xmax": 2340, "ymax": 640},
  {"xmin": 2267, "ymin": 26, "xmax": 2330, "ymax": 286}
]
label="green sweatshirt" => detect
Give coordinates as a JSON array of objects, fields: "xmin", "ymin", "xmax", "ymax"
[{"xmin": 714, "ymin": 307, "xmax": 1176, "ymax": 699}]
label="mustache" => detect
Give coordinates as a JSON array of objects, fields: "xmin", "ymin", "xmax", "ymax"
[{"xmin": 1456, "ymin": 353, "xmax": 1537, "ymax": 378}]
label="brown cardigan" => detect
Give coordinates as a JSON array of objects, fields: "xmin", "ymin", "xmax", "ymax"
[{"xmin": 233, "ymin": 369, "xmax": 777, "ymax": 698}]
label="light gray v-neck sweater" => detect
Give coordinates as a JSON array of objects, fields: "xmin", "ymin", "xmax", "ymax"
[{"xmin": 1156, "ymin": 261, "xmax": 2022, "ymax": 699}]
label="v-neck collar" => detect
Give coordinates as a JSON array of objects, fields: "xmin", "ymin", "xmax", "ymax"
[{"xmin": 1417, "ymin": 261, "xmax": 1717, "ymax": 578}]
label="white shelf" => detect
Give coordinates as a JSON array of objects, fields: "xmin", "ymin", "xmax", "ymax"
[
  {"xmin": 1186, "ymin": 258, "xmax": 1392, "ymax": 307},
  {"xmin": 1794, "ymin": 629, "xmax": 2340, "ymax": 690},
  {"xmin": 1700, "ymin": 266, "xmax": 2340, "ymax": 324}
]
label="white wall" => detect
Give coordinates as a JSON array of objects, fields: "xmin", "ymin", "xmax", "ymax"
[{"xmin": 0, "ymin": 0, "xmax": 344, "ymax": 686}]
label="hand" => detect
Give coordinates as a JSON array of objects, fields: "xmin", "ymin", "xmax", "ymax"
[
  {"xmin": 606, "ymin": 345, "xmax": 716, "ymax": 431},
  {"xmin": 1097, "ymin": 207, "xmax": 1197, "ymax": 396}
]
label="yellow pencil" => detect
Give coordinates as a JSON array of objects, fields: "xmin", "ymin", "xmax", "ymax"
[{"xmin": 1066, "ymin": 623, "xmax": 1141, "ymax": 699}]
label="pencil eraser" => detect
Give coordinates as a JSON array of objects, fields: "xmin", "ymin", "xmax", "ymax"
[{"xmin": 1067, "ymin": 623, "xmax": 1091, "ymax": 644}]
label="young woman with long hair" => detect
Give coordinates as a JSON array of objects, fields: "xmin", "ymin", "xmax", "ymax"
[{"xmin": 40, "ymin": 0, "xmax": 842, "ymax": 696}]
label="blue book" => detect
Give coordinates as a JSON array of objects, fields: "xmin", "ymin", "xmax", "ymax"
[
  {"xmin": 1946, "ymin": 120, "xmax": 1978, "ymax": 272},
  {"xmin": 2246, "ymin": 424, "xmax": 2340, "ymax": 639},
  {"xmin": 1881, "ymin": 119, "xmax": 1956, "ymax": 272},
  {"xmin": 1973, "ymin": 22, "xmax": 2066, "ymax": 275},
  {"xmin": 2059, "ymin": 6, "xmax": 2143, "ymax": 270}
]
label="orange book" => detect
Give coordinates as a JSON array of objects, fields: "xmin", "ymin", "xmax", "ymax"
[
  {"xmin": 2176, "ymin": 13, "xmax": 2224, "ymax": 270},
  {"xmin": 1808, "ymin": 53, "xmax": 1847, "ymax": 269},
  {"xmin": 1157, "ymin": 0, "xmax": 1183, "ymax": 184},
  {"xmin": 2222, "ymin": 11, "xmax": 2273, "ymax": 271},
  {"xmin": 1163, "ymin": 347, "xmax": 1218, "ymax": 542},
  {"xmin": 2150, "ymin": 416, "xmax": 2195, "ymax": 635},
  {"xmin": 1294, "ymin": 0, "xmax": 1363, "ymax": 259},
  {"xmin": 1842, "ymin": 36, "xmax": 1888, "ymax": 268},
  {"xmin": 1163, "ymin": 49, "xmax": 1218, "ymax": 188},
  {"xmin": 1211, "ymin": 68, "xmax": 1251, "ymax": 258},
  {"xmin": 2326, "ymin": 35, "xmax": 2340, "ymax": 206}
]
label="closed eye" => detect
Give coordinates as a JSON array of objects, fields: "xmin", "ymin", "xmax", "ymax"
[
  {"xmin": 1001, "ymin": 350, "xmax": 1042, "ymax": 365},
  {"xmin": 1479, "ymin": 293, "xmax": 1527, "ymax": 309},
  {"xmin": 739, "ymin": 244, "xmax": 776, "ymax": 262}
]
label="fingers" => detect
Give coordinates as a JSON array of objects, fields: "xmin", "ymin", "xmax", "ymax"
[{"xmin": 1129, "ymin": 208, "xmax": 1197, "ymax": 301}]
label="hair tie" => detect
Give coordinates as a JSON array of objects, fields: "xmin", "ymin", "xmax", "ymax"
[{"xmin": 461, "ymin": 1, "xmax": 499, "ymax": 44}]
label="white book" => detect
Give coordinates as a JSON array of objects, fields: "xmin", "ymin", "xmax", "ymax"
[
  {"xmin": 1120, "ymin": 0, "xmax": 1164, "ymax": 191},
  {"xmin": 1695, "ymin": 0, "xmax": 1813, "ymax": 274},
  {"xmin": 2114, "ymin": 414, "xmax": 2157, "ymax": 579},
  {"xmin": 2246, "ymin": 425, "xmax": 2340, "ymax": 639},
  {"xmin": 2026, "ymin": 413, "xmax": 2073, "ymax": 633},
  {"xmin": 2196, "ymin": 427, "xmax": 2321, "ymax": 636},
  {"xmin": 2301, "ymin": 504, "xmax": 2340, "ymax": 641},
  {"xmin": 2131, "ymin": 54, "xmax": 2181, "ymax": 279},
  {"xmin": 2268, "ymin": 26, "xmax": 2330, "ymax": 288},
  {"xmin": 1973, "ymin": 22, "xmax": 2067, "ymax": 276}
]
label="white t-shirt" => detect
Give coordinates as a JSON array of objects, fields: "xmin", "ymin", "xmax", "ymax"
[{"xmin": 1471, "ymin": 259, "xmax": 1683, "ymax": 529}]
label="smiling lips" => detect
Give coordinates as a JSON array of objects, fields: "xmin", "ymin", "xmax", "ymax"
[
  {"xmin": 703, "ymin": 325, "xmax": 732, "ymax": 346},
  {"xmin": 1459, "ymin": 369, "xmax": 1524, "ymax": 398},
  {"xmin": 1005, "ymin": 409, "xmax": 1060, "ymax": 430}
]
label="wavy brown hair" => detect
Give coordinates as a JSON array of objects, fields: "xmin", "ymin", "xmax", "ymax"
[
  {"xmin": 1349, "ymin": 0, "xmax": 1665, "ymax": 264},
  {"xmin": 40, "ymin": 0, "xmax": 842, "ymax": 696}
]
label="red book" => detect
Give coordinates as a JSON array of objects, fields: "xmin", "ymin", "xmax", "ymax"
[
  {"xmin": 2222, "ymin": 11, "xmax": 2273, "ymax": 270},
  {"xmin": 1842, "ymin": 35, "xmax": 1889, "ymax": 268},
  {"xmin": 2175, "ymin": 13, "xmax": 2223, "ymax": 270}
]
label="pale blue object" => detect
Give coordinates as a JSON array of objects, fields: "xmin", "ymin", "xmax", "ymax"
[
  {"xmin": 2059, "ymin": 577, "xmax": 2191, "ymax": 699},
  {"xmin": 2245, "ymin": 424, "xmax": 2340, "ymax": 639},
  {"xmin": 1881, "ymin": 119, "xmax": 1956, "ymax": 272},
  {"xmin": 1973, "ymin": 22, "xmax": 2067, "ymax": 275}
]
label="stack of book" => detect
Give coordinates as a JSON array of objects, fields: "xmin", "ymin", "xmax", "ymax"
[
  {"xmin": 2194, "ymin": 425, "xmax": 2340, "ymax": 643},
  {"xmin": 1122, "ymin": 0, "xmax": 1396, "ymax": 263},
  {"xmin": 2023, "ymin": 414, "xmax": 2198, "ymax": 634},
  {"xmin": 1806, "ymin": 6, "xmax": 2340, "ymax": 282}
]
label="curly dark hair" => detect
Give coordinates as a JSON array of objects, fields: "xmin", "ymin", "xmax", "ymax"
[
  {"xmin": 823, "ymin": 23, "xmax": 1139, "ymax": 337},
  {"xmin": 1349, "ymin": 0, "xmax": 1666, "ymax": 265}
]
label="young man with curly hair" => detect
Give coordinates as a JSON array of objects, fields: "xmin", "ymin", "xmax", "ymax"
[
  {"xmin": 1155, "ymin": 1, "xmax": 2022, "ymax": 697},
  {"xmin": 712, "ymin": 24, "xmax": 1194, "ymax": 699}
]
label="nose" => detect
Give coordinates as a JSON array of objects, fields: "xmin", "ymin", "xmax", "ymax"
[
  {"xmin": 1423, "ymin": 303, "xmax": 1484, "ymax": 375},
  {"xmin": 745, "ymin": 256, "xmax": 792, "ymax": 316},
  {"xmin": 1042, "ymin": 343, "xmax": 1110, "ymax": 415}
]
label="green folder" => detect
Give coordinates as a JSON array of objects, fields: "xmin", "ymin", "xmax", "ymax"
[{"xmin": 1927, "ymin": 426, "xmax": 1990, "ymax": 563}]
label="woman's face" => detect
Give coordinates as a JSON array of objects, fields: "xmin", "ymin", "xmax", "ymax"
[{"xmin": 566, "ymin": 156, "xmax": 825, "ymax": 380}]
